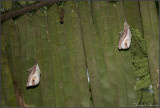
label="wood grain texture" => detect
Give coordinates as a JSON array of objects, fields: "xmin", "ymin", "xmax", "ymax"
[
  {"xmin": 1, "ymin": 1, "xmax": 158, "ymax": 107},
  {"xmin": 139, "ymin": 1, "xmax": 159, "ymax": 105}
]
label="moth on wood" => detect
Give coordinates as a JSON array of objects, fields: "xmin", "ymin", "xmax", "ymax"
[
  {"xmin": 26, "ymin": 63, "xmax": 41, "ymax": 87},
  {"xmin": 118, "ymin": 20, "xmax": 132, "ymax": 49}
]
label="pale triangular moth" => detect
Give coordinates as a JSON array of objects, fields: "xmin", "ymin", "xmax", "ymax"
[
  {"xmin": 118, "ymin": 20, "xmax": 132, "ymax": 49},
  {"xmin": 26, "ymin": 63, "xmax": 41, "ymax": 87}
]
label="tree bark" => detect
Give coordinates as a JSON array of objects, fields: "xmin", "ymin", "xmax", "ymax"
[{"xmin": 1, "ymin": 1, "xmax": 58, "ymax": 22}]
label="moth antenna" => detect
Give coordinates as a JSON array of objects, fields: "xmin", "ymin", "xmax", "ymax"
[
  {"xmin": 124, "ymin": 20, "xmax": 130, "ymax": 28},
  {"xmin": 124, "ymin": 19, "xmax": 126, "ymax": 25},
  {"xmin": 35, "ymin": 60, "xmax": 38, "ymax": 65},
  {"xmin": 27, "ymin": 67, "xmax": 33, "ymax": 72}
]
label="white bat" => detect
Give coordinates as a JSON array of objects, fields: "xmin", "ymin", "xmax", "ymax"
[
  {"xmin": 26, "ymin": 63, "xmax": 41, "ymax": 87},
  {"xmin": 118, "ymin": 20, "xmax": 132, "ymax": 49}
]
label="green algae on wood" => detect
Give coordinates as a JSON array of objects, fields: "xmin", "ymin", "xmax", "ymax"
[
  {"xmin": 1, "ymin": 21, "xmax": 18, "ymax": 107},
  {"xmin": 139, "ymin": 1, "xmax": 159, "ymax": 105}
]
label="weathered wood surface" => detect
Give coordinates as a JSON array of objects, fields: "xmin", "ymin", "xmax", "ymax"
[{"xmin": 1, "ymin": 1, "xmax": 159, "ymax": 107}]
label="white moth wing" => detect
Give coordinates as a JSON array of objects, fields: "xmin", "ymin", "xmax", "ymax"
[
  {"xmin": 128, "ymin": 27, "xmax": 132, "ymax": 37},
  {"xmin": 122, "ymin": 28, "xmax": 132, "ymax": 49},
  {"xmin": 31, "ymin": 64, "xmax": 41, "ymax": 86},
  {"xmin": 26, "ymin": 65, "xmax": 35, "ymax": 87},
  {"xmin": 125, "ymin": 28, "xmax": 132, "ymax": 41},
  {"xmin": 126, "ymin": 28, "xmax": 132, "ymax": 47},
  {"xmin": 35, "ymin": 64, "xmax": 41, "ymax": 75}
]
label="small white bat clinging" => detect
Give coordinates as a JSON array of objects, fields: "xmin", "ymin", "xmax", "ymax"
[
  {"xmin": 26, "ymin": 63, "xmax": 41, "ymax": 87},
  {"xmin": 118, "ymin": 20, "xmax": 132, "ymax": 49}
]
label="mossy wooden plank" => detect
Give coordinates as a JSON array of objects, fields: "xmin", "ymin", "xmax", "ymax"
[
  {"xmin": 69, "ymin": 1, "xmax": 93, "ymax": 107},
  {"xmin": 47, "ymin": 6, "xmax": 66, "ymax": 107},
  {"xmin": 8, "ymin": 20, "xmax": 23, "ymax": 103},
  {"xmin": 55, "ymin": 5, "xmax": 73, "ymax": 107},
  {"xmin": 1, "ymin": 21, "xmax": 18, "ymax": 107},
  {"xmin": 68, "ymin": 2, "xmax": 93, "ymax": 107},
  {"xmin": 91, "ymin": 1, "xmax": 136, "ymax": 107},
  {"xmin": 91, "ymin": 1, "xmax": 118, "ymax": 107},
  {"xmin": 1, "ymin": 1, "xmax": 158, "ymax": 107},
  {"xmin": 123, "ymin": 1, "xmax": 154, "ymax": 105},
  {"xmin": 114, "ymin": 2, "xmax": 132, "ymax": 106},
  {"xmin": 17, "ymin": 15, "xmax": 43, "ymax": 107},
  {"xmin": 123, "ymin": 1, "xmax": 143, "ymax": 36},
  {"xmin": 147, "ymin": 1, "xmax": 159, "ymax": 104},
  {"xmin": 32, "ymin": 10, "xmax": 57, "ymax": 107},
  {"xmin": 58, "ymin": 2, "xmax": 83, "ymax": 106},
  {"xmin": 17, "ymin": 16, "xmax": 33, "ymax": 107},
  {"xmin": 139, "ymin": 1, "xmax": 159, "ymax": 105},
  {"xmin": 45, "ymin": 5, "xmax": 58, "ymax": 107},
  {"xmin": 14, "ymin": 21, "xmax": 23, "ymax": 93},
  {"xmin": 6, "ymin": 20, "xmax": 18, "ymax": 83},
  {"xmin": 33, "ymin": 10, "xmax": 56, "ymax": 107},
  {"xmin": 107, "ymin": 2, "xmax": 136, "ymax": 107},
  {"xmin": 47, "ymin": 5, "xmax": 63, "ymax": 107},
  {"xmin": 0, "ymin": 56, "xmax": 17, "ymax": 107},
  {"xmin": 78, "ymin": 1, "xmax": 104, "ymax": 107},
  {"xmin": 122, "ymin": 1, "xmax": 145, "ymax": 106},
  {"xmin": 50, "ymin": 2, "xmax": 91, "ymax": 106},
  {"xmin": 26, "ymin": 14, "xmax": 44, "ymax": 107},
  {"xmin": 101, "ymin": 2, "xmax": 121, "ymax": 107},
  {"xmin": 148, "ymin": 1, "xmax": 159, "ymax": 64},
  {"xmin": 1, "ymin": 81, "xmax": 7, "ymax": 107},
  {"xmin": 111, "ymin": 2, "xmax": 129, "ymax": 106}
]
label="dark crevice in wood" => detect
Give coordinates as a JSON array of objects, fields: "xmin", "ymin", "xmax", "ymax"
[
  {"xmin": 59, "ymin": 7, "xmax": 65, "ymax": 24},
  {"xmin": 77, "ymin": 2, "xmax": 94, "ymax": 106},
  {"xmin": 13, "ymin": 81, "xmax": 28, "ymax": 107}
]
